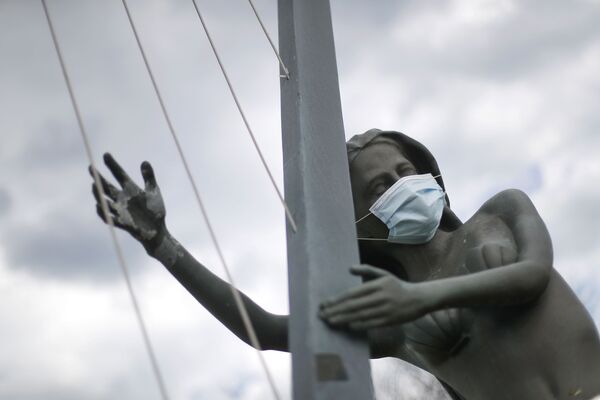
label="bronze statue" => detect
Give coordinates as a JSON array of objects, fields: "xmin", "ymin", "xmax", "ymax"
[{"xmin": 90, "ymin": 129, "xmax": 600, "ymax": 400}]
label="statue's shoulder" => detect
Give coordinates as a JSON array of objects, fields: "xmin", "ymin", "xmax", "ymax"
[{"xmin": 478, "ymin": 188, "xmax": 539, "ymax": 219}]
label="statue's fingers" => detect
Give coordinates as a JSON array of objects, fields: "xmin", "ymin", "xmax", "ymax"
[
  {"xmin": 350, "ymin": 264, "xmax": 389, "ymax": 279},
  {"xmin": 95, "ymin": 197, "xmax": 117, "ymax": 217},
  {"xmin": 482, "ymin": 244, "xmax": 503, "ymax": 268},
  {"xmin": 96, "ymin": 203, "xmax": 109, "ymax": 224},
  {"xmin": 103, "ymin": 153, "xmax": 135, "ymax": 188},
  {"xmin": 92, "ymin": 183, "xmax": 99, "ymax": 201},
  {"xmin": 140, "ymin": 161, "xmax": 157, "ymax": 191},
  {"xmin": 99, "ymin": 172, "xmax": 119, "ymax": 199},
  {"xmin": 89, "ymin": 166, "xmax": 119, "ymax": 200},
  {"xmin": 321, "ymin": 280, "xmax": 380, "ymax": 308},
  {"xmin": 320, "ymin": 293, "xmax": 385, "ymax": 317},
  {"xmin": 91, "ymin": 180, "xmax": 117, "ymax": 204},
  {"xmin": 91, "ymin": 184, "xmax": 107, "ymax": 205},
  {"xmin": 500, "ymin": 245, "xmax": 517, "ymax": 266},
  {"xmin": 349, "ymin": 317, "xmax": 389, "ymax": 331},
  {"xmin": 326, "ymin": 304, "xmax": 389, "ymax": 327},
  {"xmin": 95, "ymin": 203, "xmax": 127, "ymax": 230}
]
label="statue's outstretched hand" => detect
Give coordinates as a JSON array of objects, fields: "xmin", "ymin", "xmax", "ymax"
[
  {"xmin": 89, "ymin": 153, "xmax": 166, "ymax": 252},
  {"xmin": 319, "ymin": 264, "xmax": 434, "ymax": 330}
]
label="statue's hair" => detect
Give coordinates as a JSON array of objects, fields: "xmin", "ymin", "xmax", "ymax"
[{"xmin": 347, "ymin": 128, "xmax": 451, "ymax": 207}]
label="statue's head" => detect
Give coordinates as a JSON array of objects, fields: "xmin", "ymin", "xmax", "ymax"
[{"xmin": 347, "ymin": 129, "xmax": 460, "ymax": 246}]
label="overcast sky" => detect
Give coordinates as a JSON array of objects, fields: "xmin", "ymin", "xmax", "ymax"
[{"xmin": 1, "ymin": 0, "xmax": 600, "ymax": 399}]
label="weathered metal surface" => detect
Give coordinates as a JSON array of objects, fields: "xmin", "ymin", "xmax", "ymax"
[{"xmin": 278, "ymin": 1, "xmax": 374, "ymax": 398}]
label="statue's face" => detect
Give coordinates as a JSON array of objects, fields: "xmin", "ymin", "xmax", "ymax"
[{"xmin": 350, "ymin": 142, "xmax": 417, "ymax": 238}]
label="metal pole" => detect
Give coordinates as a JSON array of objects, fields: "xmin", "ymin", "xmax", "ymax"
[{"xmin": 278, "ymin": 1, "xmax": 374, "ymax": 399}]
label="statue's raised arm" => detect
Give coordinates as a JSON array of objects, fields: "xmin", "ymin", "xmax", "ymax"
[{"xmin": 89, "ymin": 153, "xmax": 288, "ymax": 351}]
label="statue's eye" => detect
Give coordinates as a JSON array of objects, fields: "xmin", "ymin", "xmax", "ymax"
[
  {"xmin": 398, "ymin": 166, "xmax": 416, "ymax": 177},
  {"xmin": 372, "ymin": 183, "xmax": 388, "ymax": 198}
]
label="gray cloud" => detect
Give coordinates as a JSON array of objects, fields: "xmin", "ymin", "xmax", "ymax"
[
  {"xmin": 0, "ymin": 188, "xmax": 11, "ymax": 217},
  {"xmin": 547, "ymin": 191, "xmax": 600, "ymax": 258},
  {"xmin": 2, "ymin": 208, "xmax": 144, "ymax": 283},
  {"xmin": 573, "ymin": 277, "xmax": 600, "ymax": 318},
  {"xmin": 21, "ymin": 120, "xmax": 89, "ymax": 171},
  {"xmin": 1, "ymin": 0, "xmax": 600, "ymax": 399},
  {"xmin": 0, "ymin": 390, "xmax": 91, "ymax": 400},
  {"xmin": 333, "ymin": 0, "xmax": 600, "ymax": 82}
]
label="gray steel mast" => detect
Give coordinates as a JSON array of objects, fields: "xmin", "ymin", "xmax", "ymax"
[{"xmin": 278, "ymin": 1, "xmax": 374, "ymax": 399}]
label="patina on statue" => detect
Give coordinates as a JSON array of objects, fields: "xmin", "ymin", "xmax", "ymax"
[{"xmin": 90, "ymin": 129, "xmax": 600, "ymax": 400}]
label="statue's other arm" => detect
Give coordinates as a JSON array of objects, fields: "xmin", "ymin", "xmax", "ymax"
[
  {"xmin": 89, "ymin": 154, "xmax": 288, "ymax": 352},
  {"xmin": 320, "ymin": 188, "xmax": 553, "ymax": 329},
  {"xmin": 424, "ymin": 188, "xmax": 553, "ymax": 309}
]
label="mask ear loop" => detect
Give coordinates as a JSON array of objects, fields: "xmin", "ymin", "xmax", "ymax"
[
  {"xmin": 355, "ymin": 212, "xmax": 372, "ymax": 224},
  {"xmin": 355, "ymin": 213, "xmax": 386, "ymax": 241}
]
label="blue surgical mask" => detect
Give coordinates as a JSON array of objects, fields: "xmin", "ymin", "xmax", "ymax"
[{"xmin": 356, "ymin": 173, "xmax": 446, "ymax": 244}]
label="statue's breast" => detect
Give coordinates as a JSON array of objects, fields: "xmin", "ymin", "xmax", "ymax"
[{"xmin": 403, "ymin": 217, "xmax": 519, "ymax": 364}]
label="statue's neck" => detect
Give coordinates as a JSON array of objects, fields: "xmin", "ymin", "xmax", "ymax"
[
  {"xmin": 385, "ymin": 229, "xmax": 453, "ymax": 282},
  {"xmin": 358, "ymin": 206, "xmax": 463, "ymax": 281}
]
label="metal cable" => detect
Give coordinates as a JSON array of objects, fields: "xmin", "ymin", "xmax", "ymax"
[
  {"xmin": 245, "ymin": 0, "xmax": 290, "ymax": 79},
  {"xmin": 40, "ymin": 1, "xmax": 170, "ymax": 399},
  {"xmin": 120, "ymin": 1, "xmax": 282, "ymax": 399},
  {"xmin": 191, "ymin": 0, "xmax": 297, "ymax": 233}
]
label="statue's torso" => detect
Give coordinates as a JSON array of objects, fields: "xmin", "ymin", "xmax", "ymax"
[{"xmin": 389, "ymin": 208, "xmax": 600, "ymax": 400}]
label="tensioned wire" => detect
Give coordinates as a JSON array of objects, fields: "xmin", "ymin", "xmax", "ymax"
[
  {"xmin": 245, "ymin": 0, "xmax": 290, "ymax": 79},
  {"xmin": 40, "ymin": 1, "xmax": 170, "ymax": 399},
  {"xmin": 42, "ymin": 0, "xmax": 286, "ymax": 397},
  {"xmin": 190, "ymin": 0, "xmax": 297, "ymax": 233},
  {"xmin": 120, "ymin": 1, "xmax": 282, "ymax": 399}
]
